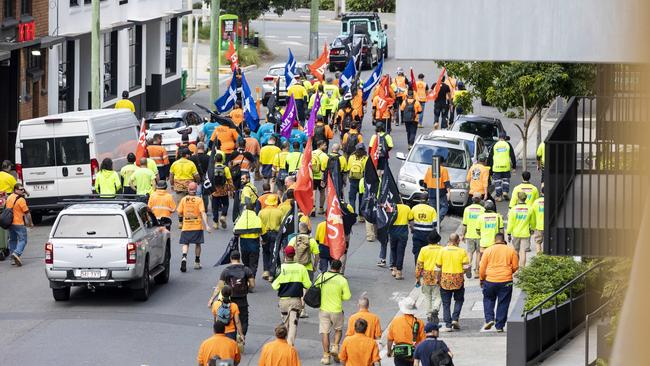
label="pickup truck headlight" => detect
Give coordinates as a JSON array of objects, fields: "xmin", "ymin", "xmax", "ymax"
[
  {"xmin": 400, "ymin": 174, "xmax": 417, "ymax": 184},
  {"xmin": 451, "ymin": 182, "xmax": 469, "ymax": 189}
]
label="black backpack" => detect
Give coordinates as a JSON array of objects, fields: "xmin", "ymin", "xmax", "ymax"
[
  {"xmin": 314, "ymin": 124, "xmax": 326, "ymax": 145},
  {"xmin": 227, "ymin": 265, "xmax": 249, "ymax": 297},
  {"xmin": 403, "ymin": 100, "xmax": 416, "ymax": 122},
  {"xmin": 377, "ymin": 134, "xmax": 388, "ymax": 159},
  {"xmin": 0, "ymin": 196, "xmax": 21, "ymax": 230},
  {"xmin": 429, "ymin": 340, "xmax": 454, "ymax": 366},
  {"xmin": 213, "ymin": 165, "xmax": 227, "ymax": 186},
  {"xmin": 342, "ymin": 111, "xmax": 353, "ymax": 131},
  {"xmin": 344, "ymin": 133, "xmax": 358, "ymax": 156}
]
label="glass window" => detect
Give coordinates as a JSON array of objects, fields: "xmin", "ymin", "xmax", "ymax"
[
  {"xmin": 128, "ymin": 26, "xmax": 142, "ymax": 91},
  {"xmin": 21, "ymin": 138, "xmax": 55, "ymax": 168},
  {"xmin": 146, "ymin": 117, "xmax": 184, "ymax": 131},
  {"xmin": 21, "ymin": 0, "xmax": 31, "ymax": 15},
  {"xmin": 58, "ymin": 42, "xmax": 74, "ymax": 113},
  {"xmin": 70, "ymin": 0, "xmax": 79, "ymax": 6},
  {"xmin": 408, "ymin": 145, "xmax": 467, "ymax": 170},
  {"xmin": 4, "ymin": 1, "xmax": 14, "ymax": 18},
  {"xmin": 458, "ymin": 121, "xmax": 499, "ymax": 141},
  {"xmin": 137, "ymin": 206, "xmax": 151, "ymax": 227},
  {"xmin": 465, "ymin": 140, "xmax": 476, "ymax": 156},
  {"xmin": 125, "ymin": 209, "xmax": 141, "ymax": 232},
  {"xmin": 55, "ymin": 136, "xmax": 90, "ymax": 166},
  {"xmin": 103, "ymin": 31, "xmax": 118, "ymax": 101},
  {"xmin": 165, "ymin": 18, "xmax": 178, "ymax": 76},
  {"xmin": 370, "ymin": 21, "xmax": 377, "ymax": 31},
  {"xmin": 53, "ymin": 214, "xmax": 128, "ymax": 238}
]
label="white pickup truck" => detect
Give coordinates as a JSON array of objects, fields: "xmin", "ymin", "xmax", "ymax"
[{"xmin": 45, "ymin": 201, "xmax": 171, "ymax": 301}]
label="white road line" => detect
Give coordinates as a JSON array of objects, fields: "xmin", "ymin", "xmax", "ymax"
[
  {"xmin": 280, "ymin": 41, "xmax": 306, "ymax": 47},
  {"xmin": 264, "ymin": 35, "xmax": 278, "ymax": 38},
  {"xmin": 287, "ymin": 35, "xmax": 303, "ymax": 39}
]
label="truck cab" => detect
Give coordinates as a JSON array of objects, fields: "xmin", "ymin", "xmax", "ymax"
[{"xmin": 340, "ymin": 12, "xmax": 389, "ymax": 59}]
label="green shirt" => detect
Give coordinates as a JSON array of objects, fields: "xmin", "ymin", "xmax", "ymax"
[
  {"xmin": 286, "ymin": 151, "xmax": 303, "ymax": 173},
  {"xmin": 462, "ymin": 203, "xmax": 486, "ymax": 239},
  {"xmin": 509, "ymin": 182, "xmax": 539, "ymax": 208},
  {"xmin": 146, "ymin": 158, "xmax": 159, "ymax": 176},
  {"xmin": 131, "ymin": 167, "xmax": 156, "ymax": 195},
  {"xmin": 314, "ymin": 272, "xmax": 351, "ymax": 313},
  {"xmin": 119, "ymin": 163, "xmax": 137, "ymax": 184},
  {"xmin": 477, "ymin": 212, "xmax": 504, "ymax": 248},
  {"xmin": 531, "ymin": 197, "xmax": 544, "ymax": 231},
  {"xmin": 94, "ymin": 170, "xmax": 122, "ymax": 197},
  {"xmin": 271, "ymin": 261, "xmax": 312, "ymax": 299},
  {"xmin": 507, "ymin": 204, "xmax": 535, "ymax": 238}
]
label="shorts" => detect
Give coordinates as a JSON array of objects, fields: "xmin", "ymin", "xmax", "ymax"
[
  {"xmin": 179, "ymin": 230, "xmax": 205, "ymax": 244},
  {"xmin": 511, "ymin": 237, "xmax": 530, "ymax": 252},
  {"xmin": 261, "ymin": 164, "xmax": 274, "ymax": 178},
  {"xmin": 319, "ymin": 310, "xmax": 344, "ymax": 334},
  {"xmin": 377, "ymin": 157, "xmax": 388, "ymax": 170},
  {"xmin": 313, "ymin": 179, "xmax": 323, "ymax": 190},
  {"xmin": 465, "ymin": 238, "xmax": 480, "ymax": 254}
]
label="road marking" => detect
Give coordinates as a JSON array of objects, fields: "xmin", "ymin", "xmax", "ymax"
[
  {"xmin": 264, "ymin": 35, "xmax": 278, "ymax": 39},
  {"xmin": 287, "ymin": 35, "xmax": 302, "ymax": 39},
  {"xmin": 280, "ymin": 41, "xmax": 306, "ymax": 47}
]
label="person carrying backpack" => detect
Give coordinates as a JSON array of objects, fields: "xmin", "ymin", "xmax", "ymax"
[
  {"xmin": 401, "ymin": 89, "xmax": 423, "ymax": 149},
  {"xmin": 210, "ymin": 154, "xmax": 234, "ymax": 230},
  {"xmin": 342, "ymin": 122, "xmax": 363, "ymax": 158},
  {"xmin": 287, "ymin": 222, "xmax": 320, "ymax": 319},
  {"xmin": 208, "ymin": 251, "xmax": 255, "ymax": 336},
  {"xmin": 368, "ymin": 123, "xmax": 394, "ymax": 175},
  {"xmin": 336, "ymin": 97, "xmax": 360, "ymax": 140},
  {"xmin": 346, "ymin": 143, "xmax": 368, "ymax": 217},
  {"xmin": 312, "ymin": 118, "xmax": 334, "ymax": 151},
  {"xmin": 210, "ymin": 285, "xmax": 245, "ymax": 343},
  {"xmin": 312, "ymin": 140, "xmax": 330, "ymax": 215},
  {"xmin": 413, "ymin": 322, "xmax": 453, "ymax": 366}
]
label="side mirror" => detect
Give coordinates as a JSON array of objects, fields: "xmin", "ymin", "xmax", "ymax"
[
  {"xmin": 383, "ymin": 24, "xmax": 388, "ymax": 30},
  {"xmin": 505, "ymin": 136, "xmax": 511, "ymax": 141},
  {"xmin": 396, "ymin": 152, "xmax": 406, "ymax": 161},
  {"xmin": 418, "ymin": 180, "xmax": 426, "ymax": 188}
]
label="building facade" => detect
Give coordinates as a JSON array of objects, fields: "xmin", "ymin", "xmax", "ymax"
[{"xmin": 0, "ymin": 0, "xmax": 56, "ymax": 161}]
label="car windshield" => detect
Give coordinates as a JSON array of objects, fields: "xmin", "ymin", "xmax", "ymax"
[
  {"xmin": 146, "ymin": 118, "xmax": 184, "ymax": 131},
  {"xmin": 53, "ymin": 214, "xmax": 128, "ymax": 238},
  {"xmin": 332, "ymin": 37, "xmax": 347, "ymax": 47},
  {"xmin": 268, "ymin": 67, "xmax": 284, "ymax": 76},
  {"xmin": 408, "ymin": 145, "xmax": 467, "ymax": 169},
  {"xmin": 458, "ymin": 121, "xmax": 499, "ymax": 141}
]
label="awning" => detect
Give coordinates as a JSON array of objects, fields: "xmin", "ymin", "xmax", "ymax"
[
  {"xmin": 40, "ymin": 36, "xmax": 65, "ymax": 48},
  {"xmin": 0, "ymin": 39, "xmax": 39, "ymax": 51}
]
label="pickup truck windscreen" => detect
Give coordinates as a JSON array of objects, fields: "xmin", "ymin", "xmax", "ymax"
[{"xmin": 53, "ymin": 214, "xmax": 128, "ymax": 238}]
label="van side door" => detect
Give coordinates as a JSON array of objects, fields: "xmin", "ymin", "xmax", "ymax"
[{"xmin": 55, "ymin": 135, "xmax": 91, "ymax": 197}]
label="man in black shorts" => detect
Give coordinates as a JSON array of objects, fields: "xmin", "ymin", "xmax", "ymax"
[{"xmin": 177, "ymin": 182, "xmax": 213, "ymax": 272}]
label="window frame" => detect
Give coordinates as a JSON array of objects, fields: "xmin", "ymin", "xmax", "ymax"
[
  {"xmin": 165, "ymin": 18, "xmax": 178, "ymax": 77},
  {"xmin": 128, "ymin": 25, "xmax": 142, "ymax": 91},
  {"xmin": 103, "ymin": 30, "xmax": 118, "ymax": 102},
  {"xmin": 4, "ymin": 0, "xmax": 15, "ymax": 18}
]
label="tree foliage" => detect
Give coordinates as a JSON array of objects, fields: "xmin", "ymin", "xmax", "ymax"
[{"xmin": 205, "ymin": 0, "xmax": 302, "ymax": 23}]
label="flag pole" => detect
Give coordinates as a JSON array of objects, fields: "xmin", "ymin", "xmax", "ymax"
[{"xmin": 433, "ymin": 156, "xmax": 441, "ymax": 232}]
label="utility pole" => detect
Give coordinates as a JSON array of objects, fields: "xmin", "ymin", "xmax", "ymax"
[
  {"xmin": 210, "ymin": 0, "xmax": 220, "ymax": 105},
  {"xmin": 91, "ymin": 0, "xmax": 100, "ymax": 109},
  {"xmin": 187, "ymin": 1, "xmax": 194, "ymax": 87},
  {"xmin": 308, "ymin": 0, "xmax": 319, "ymax": 60}
]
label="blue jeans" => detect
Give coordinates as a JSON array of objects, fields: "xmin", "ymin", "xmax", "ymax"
[
  {"xmin": 8, "ymin": 225, "xmax": 27, "ymax": 257},
  {"xmin": 493, "ymin": 171, "xmax": 511, "ymax": 198},
  {"xmin": 348, "ymin": 178, "xmax": 361, "ymax": 213},
  {"xmin": 440, "ymin": 286, "xmax": 465, "ymax": 327},
  {"xmin": 482, "ymin": 281, "xmax": 513, "ymax": 329},
  {"xmin": 428, "ymin": 188, "xmax": 449, "ymax": 222},
  {"xmin": 418, "ymin": 102, "xmax": 426, "ymax": 125},
  {"xmin": 378, "ymin": 230, "xmax": 389, "ymax": 261},
  {"xmin": 389, "ymin": 234, "xmax": 408, "ymax": 270}
]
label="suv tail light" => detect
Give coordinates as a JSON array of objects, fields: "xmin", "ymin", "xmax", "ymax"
[
  {"xmin": 45, "ymin": 242, "xmax": 53, "ymax": 264},
  {"xmin": 126, "ymin": 242, "xmax": 137, "ymax": 264},
  {"xmin": 15, "ymin": 163, "xmax": 23, "ymax": 183},
  {"xmin": 362, "ymin": 46, "xmax": 369, "ymax": 53},
  {"xmin": 331, "ymin": 49, "xmax": 339, "ymax": 55},
  {"xmin": 263, "ymin": 76, "xmax": 275, "ymax": 82},
  {"xmin": 90, "ymin": 158, "xmax": 99, "ymax": 186}
]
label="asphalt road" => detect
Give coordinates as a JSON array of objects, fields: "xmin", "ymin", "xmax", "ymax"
[{"xmin": 0, "ymin": 17, "xmax": 527, "ymax": 366}]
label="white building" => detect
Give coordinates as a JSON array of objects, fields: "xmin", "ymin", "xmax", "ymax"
[{"xmin": 48, "ymin": 0, "xmax": 188, "ymax": 116}]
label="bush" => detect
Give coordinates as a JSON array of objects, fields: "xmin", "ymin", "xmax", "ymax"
[
  {"xmin": 515, "ymin": 255, "xmax": 588, "ymax": 312},
  {"xmin": 347, "ymin": 0, "xmax": 395, "ymax": 12}
]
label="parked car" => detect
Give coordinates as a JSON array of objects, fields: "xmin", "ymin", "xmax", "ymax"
[
  {"xmin": 15, "ymin": 109, "xmax": 139, "ymax": 223},
  {"xmin": 450, "ymin": 115, "xmax": 508, "ymax": 152},
  {"xmin": 396, "ymin": 135, "xmax": 473, "ymax": 208},
  {"xmin": 429, "ymin": 130, "xmax": 488, "ymax": 162},
  {"xmin": 329, "ymin": 33, "xmax": 379, "ymax": 71},
  {"xmin": 45, "ymin": 200, "xmax": 171, "ymax": 301},
  {"xmin": 340, "ymin": 12, "xmax": 389, "ymax": 59},
  {"xmin": 145, "ymin": 110, "xmax": 204, "ymax": 159},
  {"xmin": 261, "ymin": 62, "xmax": 311, "ymax": 106}
]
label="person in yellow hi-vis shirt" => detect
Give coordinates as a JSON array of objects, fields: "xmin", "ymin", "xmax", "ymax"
[
  {"xmin": 507, "ymin": 192, "xmax": 536, "ymax": 268},
  {"xmin": 509, "ymin": 171, "xmax": 539, "ymax": 208},
  {"xmin": 409, "ymin": 198, "xmax": 437, "ymax": 265},
  {"xmin": 259, "ymin": 136, "xmax": 281, "ymax": 185},
  {"xmin": 388, "ymin": 203, "xmax": 411, "ymax": 280},
  {"xmin": 460, "ymin": 194, "xmax": 486, "ymax": 278},
  {"xmin": 476, "ymin": 200, "xmax": 504, "ymax": 263},
  {"xmin": 114, "ymin": 91, "xmax": 135, "ymax": 112},
  {"xmin": 415, "ymin": 230, "xmax": 444, "ymax": 323},
  {"xmin": 531, "ymin": 188, "xmax": 545, "ymax": 254},
  {"xmin": 94, "ymin": 158, "xmax": 121, "ymax": 198}
]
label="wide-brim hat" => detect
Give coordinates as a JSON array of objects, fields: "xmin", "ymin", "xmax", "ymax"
[{"xmin": 398, "ymin": 297, "xmax": 418, "ymax": 315}]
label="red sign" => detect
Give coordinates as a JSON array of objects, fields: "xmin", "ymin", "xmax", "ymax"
[{"xmin": 18, "ymin": 21, "xmax": 35, "ymax": 43}]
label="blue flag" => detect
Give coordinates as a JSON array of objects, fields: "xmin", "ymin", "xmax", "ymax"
[
  {"xmin": 362, "ymin": 58, "xmax": 384, "ymax": 102},
  {"xmin": 284, "ymin": 49, "xmax": 297, "ymax": 89},
  {"xmin": 339, "ymin": 58, "xmax": 356, "ymax": 93},
  {"xmin": 241, "ymin": 72, "xmax": 260, "ymax": 131},
  {"xmin": 214, "ymin": 72, "xmax": 237, "ymax": 113}
]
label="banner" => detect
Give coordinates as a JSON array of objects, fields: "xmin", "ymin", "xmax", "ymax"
[
  {"xmin": 376, "ymin": 163, "xmax": 400, "ymax": 231},
  {"xmin": 308, "ymin": 45, "xmax": 329, "ymax": 82},
  {"xmin": 280, "ymin": 95, "xmax": 297, "ymax": 140},
  {"xmin": 325, "ymin": 175, "xmax": 346, "ymax": 260},
  {"xmin": 306, "ymin": 92, "xmax": 321, "ymax": 137},
  {"xmin": 214, "ymin": 72, "xmax": 237, "ymax": 113},
  {"xmin": 294, "ymin": 137, "xmax": 314, "ymax": 216},
  {"xmin": 362, "ymin": 58, "xmax": 384, "ymax": 102},
  {"xmin": 284, "ymin": 49, "xmax": 297, "ymax": 89},
  {"xmin": 427, "ymin": 67, "xmax": 447, "ymax": 101},
  {"xmin": 225, "ymin": 40, "xmax": 238, "ymax": 71}
]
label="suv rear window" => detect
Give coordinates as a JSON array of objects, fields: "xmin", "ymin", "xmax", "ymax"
[
  {"xmin": 458, "ymin": 122, "xmax": 499, "ymax": 141},
  {"xmin": 21, "ymin": 136, "xmax": 90, "ymax": 168},
  {"xmin": 408, "ymin": 145, "xmax": 468, "ymax": 170},
  {"xmin": 147, "ymin": 118, "xmax": 184, "ymax": 131},
  {"xmin": 53, "ymin": 214, "xmax": 128, "ymax": 238}
]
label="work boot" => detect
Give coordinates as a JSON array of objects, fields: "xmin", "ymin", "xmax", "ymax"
[
  {"xmin": 330, "ymin": 345, "xmax": 340, "ymax": 363},
  {"xmin": 212, "ymin": 222, "xmax": 219, "ymax": 230},
  {"xmin": 394, "ymin": 270, "xmax": 404, "ymax": 280},
  {"xmin": 262, "ymin": 271, "xmax": 270, "ymax": 281},
  {"xmin": 11, "ymin": 253, "xmax": 22, "ymax": 267},
  {"xmin": 451, "ymin": 320, "xmax": 461, "ymax": 330},
  {"xmin": 482, "ymin": 321, "xmax": 495, "ymax": 331},
  {"xmin": 495, "ymin": 196, "xmax": 503, "ymax": 202},
  {"xmin": 180, "ymin": 257, "xmax": 187, "ymax": 272},
  {"xmin": 390, "ymin": 267, "xmax": 397, "ymax": 277},
  {"xmin": 318, "ymin": 207, "xmax": 326, "ymax": 215},
  {"xmin": 503, "ymin": 192, "xmax": 510, "ymax": 200},
  {"xmin": 320, "ymin": 353, "xmax": 331, "ymax": 365},
  {"xmin": 219, "ymin": 216, "xmax": 227, "ymax": 229}
]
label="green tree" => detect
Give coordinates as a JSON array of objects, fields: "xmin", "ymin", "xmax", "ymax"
[
  {"xmin": 205, "ymin": 0, "xmax": 302, "ymax": 39},
  {"xmin": 438, "ymin": 61, "xmax": 596, "ymax": 167}
]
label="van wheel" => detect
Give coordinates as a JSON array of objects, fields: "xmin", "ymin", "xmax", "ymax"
[
  {"xmin": 154, "ymin": 242, "xmax": 171, "ymax": 285},
  {"xmin": 133, "ymin": 258, "xmax": 150, "ymax": 301},
  {"xmin": 31, "ymin": 211, "xmax": 43, "ymax": 225},
  {"xmin": 52, "ymin": 287, "xmax": 70, "ymax": 301}
]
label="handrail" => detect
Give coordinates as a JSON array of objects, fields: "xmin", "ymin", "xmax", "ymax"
[
  {"xmin": 585, "ymin": 296, "xmax": 615, "ymax": 366},
  {"xmin": 524, "ymin": 263, "xmax": 601, "ymax": 315}
]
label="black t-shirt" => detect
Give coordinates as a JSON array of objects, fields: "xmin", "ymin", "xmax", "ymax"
[
  {"xmin": 190, "ymin": 153, "xmax": 210, "ymax": 179},
  {"xmin": 414, "ymin": 338, "xmax": 450, "ymax": 366},
  {"xmin": 435, "ymin": 83, "xmax": 451, "ymax": 105},
  {"xmin": 220, "ymin": 263, "xmax": 254, "ymax": 298}
]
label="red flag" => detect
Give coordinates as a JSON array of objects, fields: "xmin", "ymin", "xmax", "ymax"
[
  {"xmin": 325, "ymin": 175, "xmax": 346, "ymax": 260},
  {"xmin": 410, "ymin": 68, "xmax": 417, "ymax": 91},
  {"xmin": 308, "ymin": 44, "xmax": 329, "ymax": 82},
  {"xmin": 226, "ymin": 40, "xmax": 238, "ymax": 71},
  {"xmin": 376, "ymin": 75, "xmax": 394, "ymax": 116},
  {"xmin": 427, "ymin": 67, "xmax": 447, "ymax": 101},
  {"xmin": 135, "ymin": 118, "xmax": 148, "ymax": 166},
  {"xmin": 294, "ymin": 137, "xmax": 314, "ymax": 216},
  {"xmin": 369, "ymin": 133, "xmax": 380, "ymax": 168}
]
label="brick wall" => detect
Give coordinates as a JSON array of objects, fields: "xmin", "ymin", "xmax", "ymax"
[{"xmin": 32, "ymin": 0, "xmax": 48, "ymax": 37}]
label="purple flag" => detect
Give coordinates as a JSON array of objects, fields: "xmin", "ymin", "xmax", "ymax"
[
  {"xmin": 306, "ymin": 92, "xmax": 321, "ymax": 137},
  {"xmin": 280, "ymin": 95, "xmax": 297, "ymax": 140}
]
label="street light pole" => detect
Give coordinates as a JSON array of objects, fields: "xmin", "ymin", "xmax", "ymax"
[
  {"xmin": 210, "ymin": 0, "xmax": 221, "ymax": 105},
  {"xmin": 91, "ymin": 0, "xmax": 100, "ymax": 109},
  {"xmin": 308, "ymin": 0, "xmax": 319, "ymax": 60}
]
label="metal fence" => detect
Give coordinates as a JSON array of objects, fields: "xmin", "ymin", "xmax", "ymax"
[{"xmin": 545, "ymin": 96, "xmax": 649, "ymax": 257}]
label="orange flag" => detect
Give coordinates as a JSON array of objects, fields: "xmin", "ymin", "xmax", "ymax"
[
  {"xmin": 294, "ymin": 137, "xmax": 314, "ymax": 216},
  {"xmin": 308, "ymin": 44, "xmax": 329, "ymax": 82},
  {"xmin": 427, "ymin": 67, "xmax": 446, "ymax": 101},
  {"xmin": 135, "ymin": 118, "xmax": 148, "ymax": 166},
  {"xmin": 376, "ymin": 75, "xmax": 394, "ymax": 116},
  {"xmin": 325, "ymin": 175, "xmax": 346, "ymax": 260},
  {"xmin": 226, "ymin": 39, "xmax": 238, "ymax": 71}
]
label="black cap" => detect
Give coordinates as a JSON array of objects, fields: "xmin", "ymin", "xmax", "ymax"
[{"xmin": 428, "ymin": 230, "xmax": 441, "ymax": 244}]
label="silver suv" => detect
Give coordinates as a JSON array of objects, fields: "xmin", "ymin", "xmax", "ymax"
[{"xmin": 45, "ymin": 201, "xmax": 171, "ymax": 301}]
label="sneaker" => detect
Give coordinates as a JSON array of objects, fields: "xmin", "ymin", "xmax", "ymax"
[
  {"xmin": 366, "ymin": 236, "xmax": 375, "ymax": 242},
  {"xmin": 451, "ymin": 320, "xmax": 461, "ymax": 330},
  {"xmin": 11, "ymin": 253, "xmax": 22, "ymax": 267},
  {"xmin": 299, "ymin": 309, "xmax": 309, "ymax": 318},
  {"xmin": 496, "ymin": 328, "xmax": 505, "ymax": 333},
  {"xmin": 418, "ymin": 124, "xmax": 423, "ymax": 128},
  {"xmin": 503, "ymin": 193, "xmax": 510, "ymax": 200},
  {"xmin": 330, "ymin": 345, "xmax": 340, "ymax": 362},
  {"xmin": 395, "ymin": 270, "xmax": 404, "ymax": 280},
  {"xmin": 390, "ymin": 267, "xmax": 396, "ymax": 277},
  {"xmin": 180, "ymin": 258, "xmax": 187, "ymax": 272},
  {"xmin": 219, "ymin": 216, "xmax": 227, "ymax": 229},
  {"xmin": 320, "ymin": 353, "xmax": 331, "ymax": 365},
  {"xmin": 439, "ymin": 326, "xmax": 453, "ymax": 332},
  {"xmin": 483, "ymin": 321, "xmax": 495, "ymax": 331},
  {"xmin": 212, "ymin": 222, "xmax": 219, "ymax": 229},
  {"xmin": 376, "ymin": 259, "xmax": 386, "ymax": 267},
  {"xmin": 194, "ymin": 261, "xmax": 202, "ymax": 270},
  {"xmin": 262, "ymin": 271, "xmax": 270, "ymax": 280}
]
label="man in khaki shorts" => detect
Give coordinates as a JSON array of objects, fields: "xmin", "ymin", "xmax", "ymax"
[
  {"xmin": 314, "ymin": 260, "xmax": 351, "ymax": 365},
  {"xmin": 507, "ymin": 191, "xmax": 536, "ymax": 267}
]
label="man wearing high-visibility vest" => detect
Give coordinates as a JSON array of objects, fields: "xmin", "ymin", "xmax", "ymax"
[
  {"xmin": 507, "ymin": 192, "xmax": 536, "ymax": 268},
  {"xmin": 148, "ymin": 180, "xmax": 176, "ymax": 230},
  {"xmin": 415, "ymin": 73, "xmax": 429, "ymax": 128},
  {"xmin": 487, "ymin": 133, "xmax": 517, "ymax": 202},
  {"xmin": 530, "ymin": 188, "xmax": 545, "ymax": 254},
  {"xmin": 460, "ymin": 194, "xmax": 486, "ymax": 278},
  {"xmin": 147, "ymin": 134, "xmax": 170, "ymax": 180},
  {"xmin": 509, "ymin": 171, "xmax": 539, "ymax": 208}
]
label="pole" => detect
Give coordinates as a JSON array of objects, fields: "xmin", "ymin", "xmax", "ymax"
[
  {"xmin": 90, "ymin": 0, "xmax": 100, "ymax": 109},
  {"xmin": 194, "ymin": 15, "xmax": 199, "ymax": 88},
  {"xmin": 187, "ymin": 1, "xmax": 194, "ymax": 88},
  {"xmin": 308, "ymin": 0, "xmax": 319, "ymax": 60},
  {"xmin": 433, "ymin": 156, "xmax": 441, "ymax": 232},
  {"xmin": 293, "ymin": 200, "xmax": 299, "ymax": 233},
  {"xmin": 210, "ymin": 0, "xmax": 221, "ymax": 105}
]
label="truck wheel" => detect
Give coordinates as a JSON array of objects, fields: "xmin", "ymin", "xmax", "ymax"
[
  {"xmin": 133, "ymin": 258, "xmax": 150, "ymax": 301},
  {"xmin": 383, "ymin": 42, "xmax": 389, "ymax": 59},
  {"xmin": 154, "ymin": 242, "xmax": 171, "ymax": 285},
  {"xmin": 52, "ymin": 287, "xmax": 70, "ymax": 301}
]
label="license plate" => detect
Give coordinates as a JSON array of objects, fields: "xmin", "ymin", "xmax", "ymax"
[
  {"xmin": 31, "ymin": 184, "xmax": 48, "ymax": 191},
  {"xmin": 79, "ymin": 270, "xmax": 101, "ymax": 279}
]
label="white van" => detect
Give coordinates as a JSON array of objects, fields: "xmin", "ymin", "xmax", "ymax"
[{"xmin": 14, "ymin": 109, "xmax": 139, "ymax": 223}]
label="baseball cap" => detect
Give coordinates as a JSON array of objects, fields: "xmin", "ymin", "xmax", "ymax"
[
  {"xmin": 284, "ymin": 245, "xmax": 296, "ymax": 257},
  {"xmin": 425, "ymin": 322, "xmax": 440, "ymax": 332}
]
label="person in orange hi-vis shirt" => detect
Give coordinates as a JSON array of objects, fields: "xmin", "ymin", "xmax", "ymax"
[
  {"xmin": 415, "ymin": 73, "xmax": 429, "ymax": 127},
  {"xmin": 147, "ymin": 134, "xmax": 170, "ymax": 180},
  {"xmin": 345, "ymin": 294, "xmax": 382, "ymax": 339},
  {"xmin": 177, "ymin": 182, "xmax": 212, "ymax": 272},
  {"xmin": 258, "ymin": 325, "xmax": 301, "ymax": 366},
  {"xmin": 230, "ymin": 101, "xmax": 245, "ymax": 127},
  {"xmin": 147, "ymin": 180, "xmax": 176, "ymax": 230}
]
